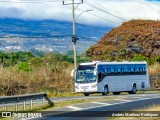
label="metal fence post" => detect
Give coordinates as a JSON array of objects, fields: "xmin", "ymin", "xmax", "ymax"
[
  {"xmin": 4, "ymin": 104, "xmax": 8, "ymax": 111},
  {"xmin": 36, "ymin": 99, "xmax": 39, "ymax": 108},
  {"xmin": 23, "ymin": 101, "xmax": 26, "ymax": 111},
  {"xmin": 15, "ymin": 102, "xmax": 18, "ymax": 111},
  {"xmin": 42, "ymin": 98, "xmax": 45, "ymax": 105},
  {"xmin": 30, "ymin": 100, "xmax": 33, "ymax": 110}
]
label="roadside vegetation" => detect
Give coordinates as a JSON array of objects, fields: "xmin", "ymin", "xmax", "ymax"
[
  {"xmin": 0, "ymin": 49, "xmax": 159, "ymax": 96},
  {"xmin": 0, "ymin": 51, "xmax": 90, "ymax": 96}
]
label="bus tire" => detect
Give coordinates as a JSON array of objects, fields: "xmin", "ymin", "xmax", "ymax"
[
  {"xmin": 129, "ymin": 84, "xmax": 137, "ymax": 94},
  {"xmin": 102, "ymin": 86, "xmax": 108, "ymax": 96},
  {"xmin": 84, "ymin": 93, "xmax": 89, "ymax": 96},
  {"xmin": 113, "ymin": 92, "xmax": 120, "ymax": 95}
]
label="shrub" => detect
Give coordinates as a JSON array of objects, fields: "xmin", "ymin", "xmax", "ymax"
[
  {"xmin": 18, "ymin": 62, "xmax": 31, "ymax": 72},
  {"xmin": 132, "ymin": 54, "xmax": 153, "ymax": 65}
]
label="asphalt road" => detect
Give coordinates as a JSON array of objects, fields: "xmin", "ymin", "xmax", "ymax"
[
  {"xmin": 24, "ymin": 93, "xmax": 160, "ymax": 120},
  {"xmin": 50, "ymin": 91, "xmax": 160, "ymax": 102}
]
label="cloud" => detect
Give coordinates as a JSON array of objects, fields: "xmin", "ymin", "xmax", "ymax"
[
  {"xmin": 0, "ymin": 7, "xmax": 24, "ymax": 18},
  {"xmin": 0, "ymin": 0, "xmax": 160, "ymax": 26}
]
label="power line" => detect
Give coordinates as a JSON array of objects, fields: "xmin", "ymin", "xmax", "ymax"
[
  {"xmin": 0, "ymin": 36, "xmax": 72, "ymax": 38},
  {"xmin": 64, "ymin": 1, "xmax": 119, "ymax": 25},
  {"xmin": 84, "ymin": 0, "xmax": 127, "ymax": 21},
  {"xmin": 77, "ymin": 7, "xmax": 119, "ymax": 24},
  {"xmin": 0, "ymin": 0, "xmax": 71, "ymax": 3}
]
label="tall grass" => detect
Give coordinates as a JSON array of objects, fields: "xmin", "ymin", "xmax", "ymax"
[
  {"xmin": 149, "ymin": 63, "xmax": 160, "ymax": 76},
  {"xmin": 149, "ymin": 63, "xmax": 160, "ymax": 87},
  {"xmin": 0, "ymin": 61, "xmax": 74, "ymax": 96}
]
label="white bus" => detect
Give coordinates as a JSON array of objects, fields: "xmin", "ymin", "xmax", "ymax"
[{"xmin": 74, "ymin": 61, "xmax": 150, "ymax": 96}]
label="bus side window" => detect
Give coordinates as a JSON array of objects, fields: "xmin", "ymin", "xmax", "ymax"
[
  {"xmin": 127, "ymin": 68, "xmax": 131, "ymax": 74},
  {"xmin": 111, "ymin": 68, "xmax": 114, "ymax": 74},
  {"xmin": 135, "ymin": 67, "xmax": 139, "ymax": 72},
  {"xmin": 103, "ymin": 68, "xmax": 107, "ymax": 72},
  {"xmin": 131, "ymin": 68, "xmax": 134, "ymax": 74},
  {"xmin": 107, "ymin": 68, "xmax": 110, "ymax": 75},
  {"xmin": 124, "ymin": 67, "xmax": 128, "ymax": 74},
  {"xmin": 117, "ymin": 68, "xmax": 121, "ymax": 74},
  {"xmin": 114, "ymin": 68, "xmax": 117, "ymax": 74},
  {"xmin": 142, "ymin": 67, "xmax": 146, "ymax": 74}
]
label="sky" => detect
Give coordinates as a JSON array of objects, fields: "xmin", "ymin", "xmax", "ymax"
[{"xmin": 0, "ymin": 0, "xmax": 160, "ymax": 27}]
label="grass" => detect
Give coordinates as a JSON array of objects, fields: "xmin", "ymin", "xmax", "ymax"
[
  {"xmin": 45, "ymin": 91, "xmax": 83, "ymax": 98},
  {"xmin": 149, "ymin": 63, "xmax": 160, "ymax": 76},
  {"xmin": 0, "ymin": 62, "xmax": 75, "ymax": 96}
]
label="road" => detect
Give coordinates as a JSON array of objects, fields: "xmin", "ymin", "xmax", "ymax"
[{"xmin": 23, "ymin": 93, "xmax": 160, "ymax": 120}]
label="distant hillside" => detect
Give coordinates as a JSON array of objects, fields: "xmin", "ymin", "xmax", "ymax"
[
  {"xmin": 86, "ymin": 20, "xmax": 160, "ymax": 63},
  {"xmin": 0, "ymin": 18, "xmax": 110, "ymax": 53}
]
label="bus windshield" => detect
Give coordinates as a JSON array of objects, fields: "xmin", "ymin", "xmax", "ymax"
[{"xmin": 76, "ymin": 65, "xmax": 96, "ymax": 83}]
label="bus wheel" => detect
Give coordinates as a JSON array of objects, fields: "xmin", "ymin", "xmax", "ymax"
[
  {"xmin": 113, "ymin": 92, "xmax": 120, "ymax": 95},
  {"xmin": 132, "ymin": 84, "xmax": 137, "ymax": 94},
  {"xmin": 84, "ymin": 93, "xmax": 89, "ymax": 96},
  {"xmin": 129, "ymin": 84, "xmax": 137, "ymax": 94},
  {"xmin": 102, "ymin": 86, "xmax": 108, "ymax": 96}
]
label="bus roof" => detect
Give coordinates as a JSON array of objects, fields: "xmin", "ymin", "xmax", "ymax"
[
  {"xmin": 79, "ymin": 61, "xmax": 100, "ymax": 66},
  {"xmin": 79, "ymin": 61, "xmax": 147, "ymax": 66}
]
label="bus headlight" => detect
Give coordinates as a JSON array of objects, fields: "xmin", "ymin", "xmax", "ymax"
[{"xmin": 91, "ymin": 84, "xmax": 97, "ymax": 88}]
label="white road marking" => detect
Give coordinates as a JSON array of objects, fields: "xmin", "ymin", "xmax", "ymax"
[
  {"xmin": 92, "ymin": 102, "xmax": 111, "ymax": 105},
  {"xmin": 79, "ymin": 102, "xmax": 126, "ymax": 110},
  {"xmin": 20, "ymin": 117, "xmax": 38, "ymax": 120},
  {"xmin": 128, "ymin": 96, "xmax": 143, "ymax": 98},
  {"xmin": 67, "ymin": 106, "xmax": 83, "ymax": 111},
  {"xmin": 114, "ymin": 99, "xmax": 132, "ymax": 102}
]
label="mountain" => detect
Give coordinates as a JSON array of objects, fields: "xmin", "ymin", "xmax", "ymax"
[
  {"xmin": 86, "ymin": 20, "xmax": 160, "ymax": 62},
  {"xmin": 0, "ymin": 18, "xmax": 111, "ymax": 54}
]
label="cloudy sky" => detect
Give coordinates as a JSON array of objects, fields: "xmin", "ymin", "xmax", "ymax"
[{"xmin": 0, "ymin": 0, "xmax": 160, "ymax": 27}]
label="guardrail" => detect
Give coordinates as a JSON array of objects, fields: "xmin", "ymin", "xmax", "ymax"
[{"xmin": 0, "ymin": 92, "xmax": 53, "ymax": 111}]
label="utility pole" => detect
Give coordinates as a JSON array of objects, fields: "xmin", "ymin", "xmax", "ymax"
[
  {"xmin": 72, "ymin": 0, "xmax": 77, "ymax": 70},
  {"xmin": 63, "ymin": 0, "xmax": 83, "ymax": 70}
]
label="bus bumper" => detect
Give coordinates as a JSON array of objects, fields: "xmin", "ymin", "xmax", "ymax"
[{"xmin": 75, "ymin": 89, "xmax": 97, "ymax": 93}]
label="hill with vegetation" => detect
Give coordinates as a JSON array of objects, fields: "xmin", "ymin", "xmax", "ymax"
[{"xmin": 86, "ymin": 20, "xmax": 160, "ymax": 64}]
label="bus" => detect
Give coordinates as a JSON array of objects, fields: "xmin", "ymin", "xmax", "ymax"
[{"xmin": 73, "ymin": 61, "xmax": 150, "ymax": 96}]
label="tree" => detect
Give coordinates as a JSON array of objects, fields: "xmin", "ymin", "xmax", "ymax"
[{"xmin": 10, "ymin": 53, "xmax": 19, "ymax": 65}]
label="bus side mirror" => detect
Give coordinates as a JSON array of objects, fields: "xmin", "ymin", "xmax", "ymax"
[{"xmin": 71, "ymin": 69, "xmax": 76, "ymax": 77}]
